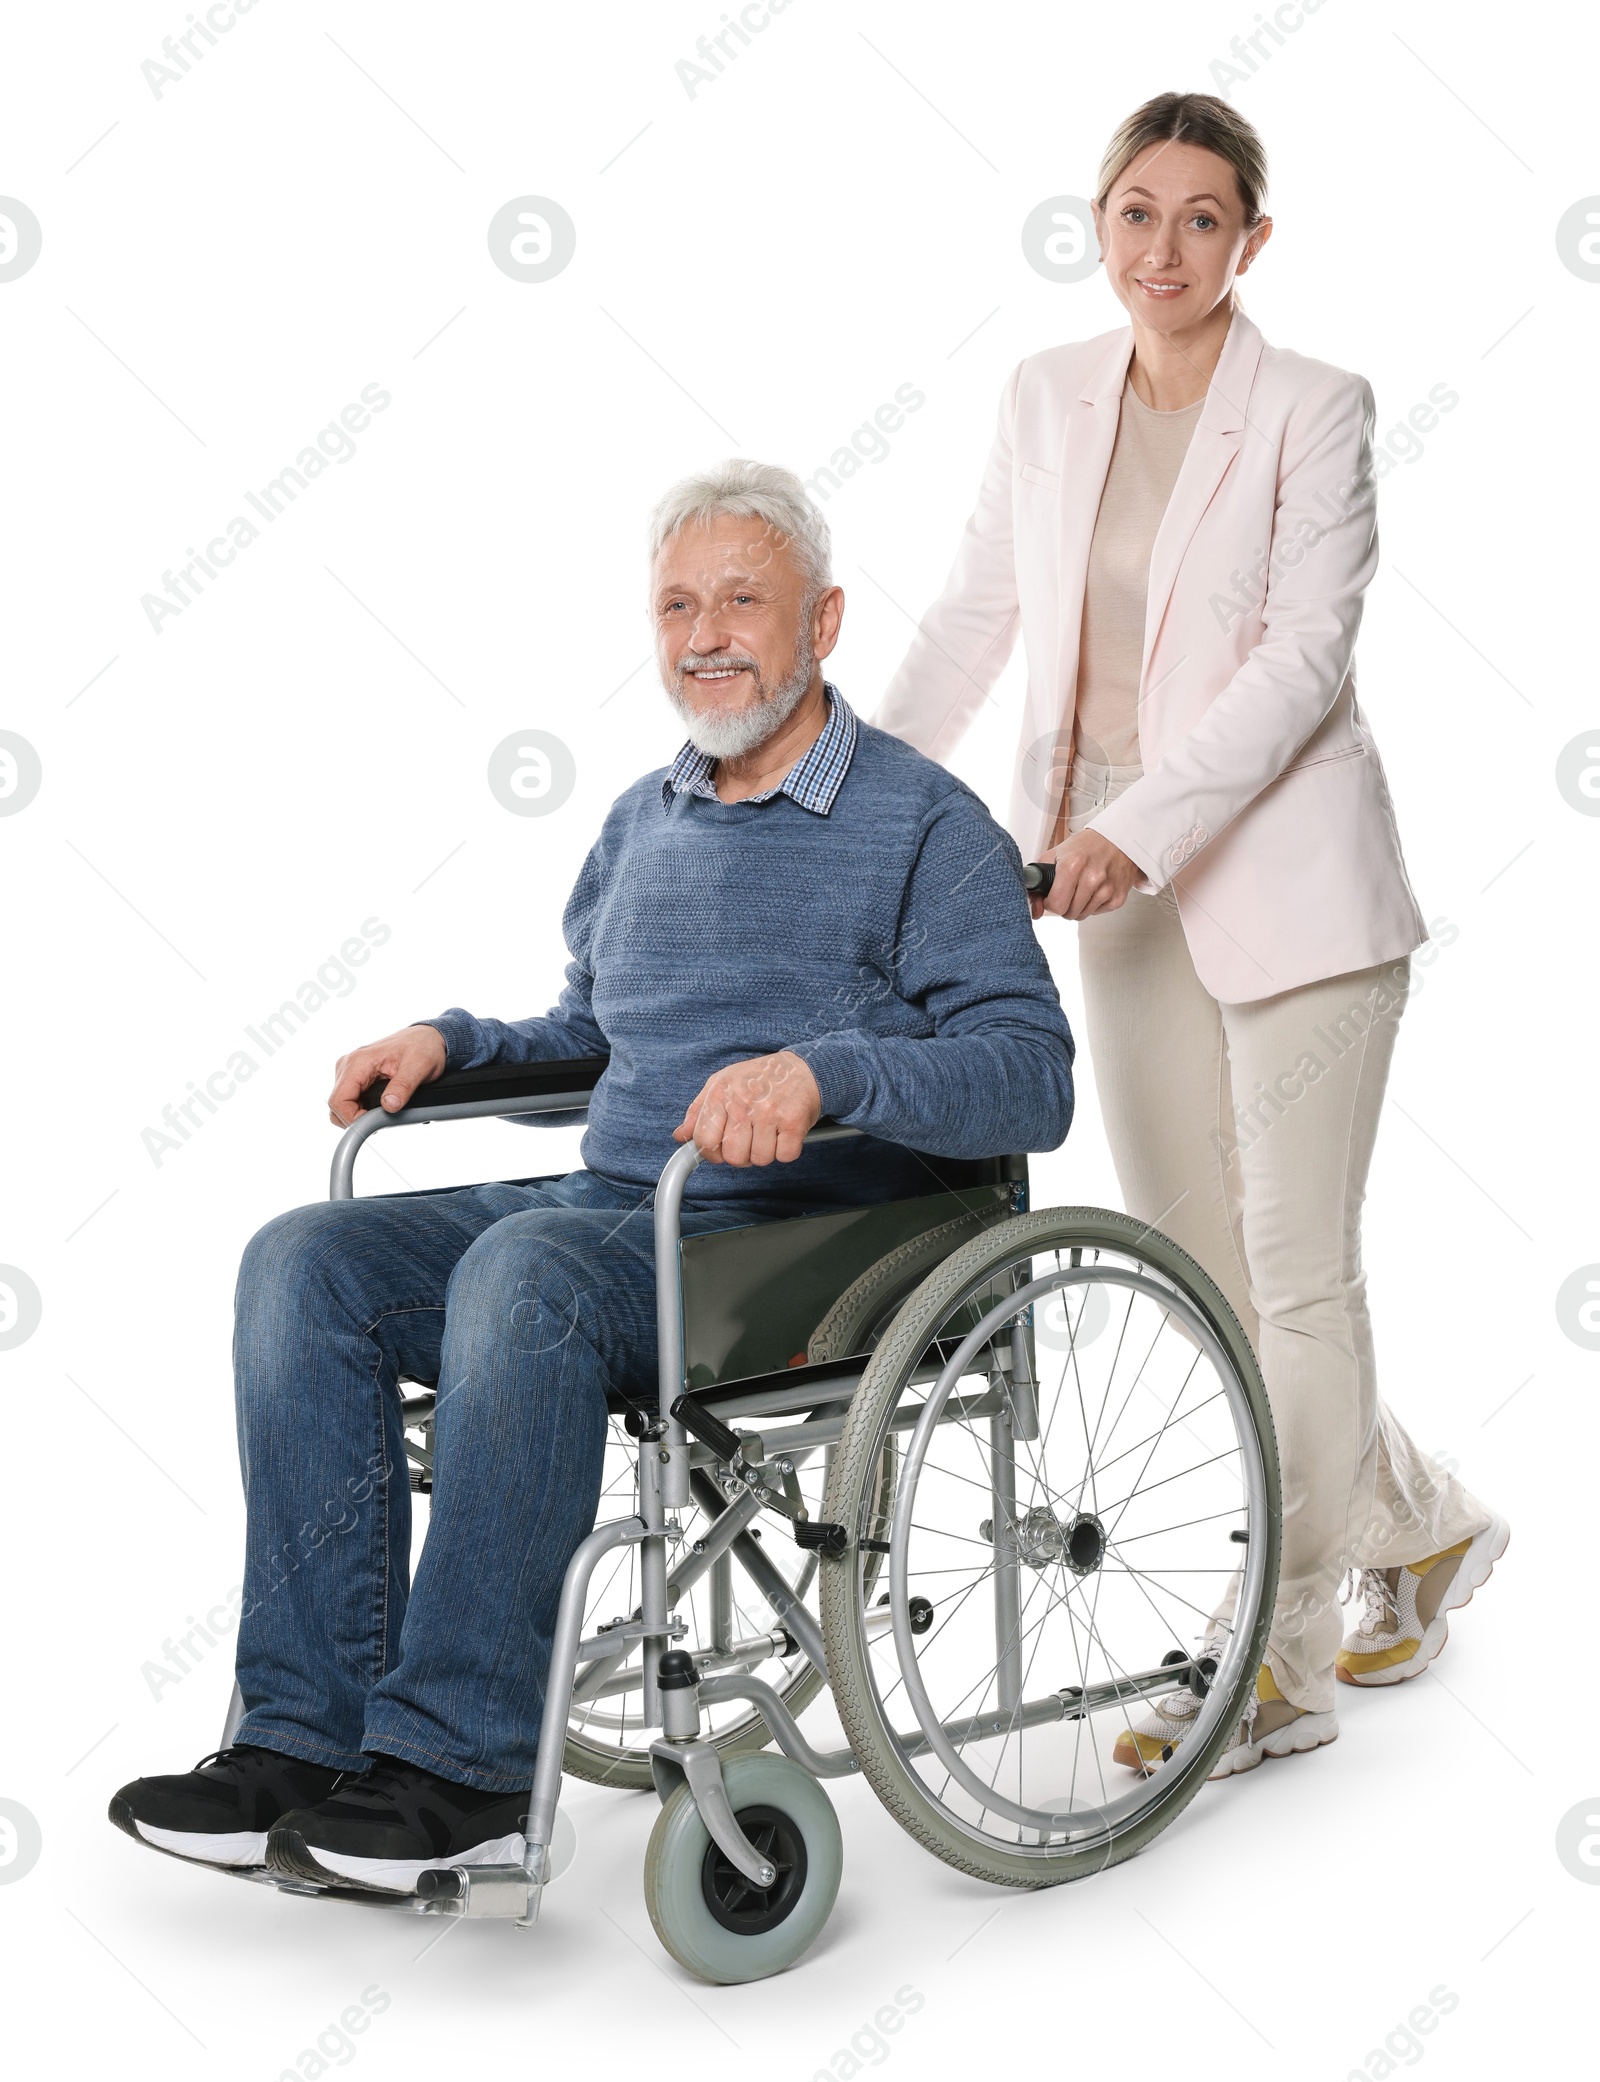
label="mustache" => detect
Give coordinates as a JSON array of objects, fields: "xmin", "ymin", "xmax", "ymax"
[{"xmin": 676, "ymin": 648, "xmax": 761, "ymax": 680}]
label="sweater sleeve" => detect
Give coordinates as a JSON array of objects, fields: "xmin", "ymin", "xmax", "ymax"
[
  {"xmin": 419, "ymin": 837, "xmax": 610, "ymax": 1071},
  {"xmin": 787, "ymin": 794, "xmax": 1075, "ymax": 1157}
]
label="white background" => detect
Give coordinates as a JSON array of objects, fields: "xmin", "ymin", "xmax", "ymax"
[{"xmin": 4, "ymin": 0, "xmax": 1596, "ymax": 2074}]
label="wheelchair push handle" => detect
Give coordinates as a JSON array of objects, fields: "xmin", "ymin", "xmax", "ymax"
[{"xmin": 1023, "ymin": 862, "xmax": 1055, "ymax": 898}]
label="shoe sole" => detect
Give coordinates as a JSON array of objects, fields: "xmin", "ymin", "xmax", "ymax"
[
  {"xmin": 1208, "ymin": 1710, "xmax": 1338, "ymax": 1779},
  {"xmin": 1335, "ymin": 1515, "xmax": 1510, "ymax": 1689},
  {"xmin": 108, "ymin": 1794, "xmax": 266, "ymax": 1870},
  {"xmin": 266, "ymin": 1824, "xmax": 526, "ymax": 1896}
]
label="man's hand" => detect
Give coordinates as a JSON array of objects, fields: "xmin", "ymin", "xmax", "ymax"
[
  {"xmin": 327, "ymin": 1025, "xmax": 448, "ymax": 1126},
  {"xmin": 673, "ymin": 1050, "xmax": 822, "ymax": 1165},
  {"xmin": 1031, "ymin": 827, "xmax": 1140, "ymax": 922}
]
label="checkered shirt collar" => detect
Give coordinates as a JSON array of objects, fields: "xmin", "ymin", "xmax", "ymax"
[{"xmin": 663, "ymin": 684, "xmax": 858, "ymax": 815}]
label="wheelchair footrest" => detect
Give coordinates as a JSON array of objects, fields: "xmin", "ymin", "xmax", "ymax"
[{"xmin": 413, "ymin": 1862, "xmax": 537, "ymax": 1922}]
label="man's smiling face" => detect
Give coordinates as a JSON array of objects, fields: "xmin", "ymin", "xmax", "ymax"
[{"xmin": 652, "ymin": 511, "xmax": 818, "ymax": 752}]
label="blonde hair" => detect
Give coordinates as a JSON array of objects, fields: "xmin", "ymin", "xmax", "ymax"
[{"xmin": 1096, "ymin": 92, "xmax": 1268, "ymax": 227}]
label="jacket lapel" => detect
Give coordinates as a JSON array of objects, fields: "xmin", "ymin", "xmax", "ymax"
[{"xmin": 1140, "ymin": 310, "xmax": 1265, "ymax": 686}]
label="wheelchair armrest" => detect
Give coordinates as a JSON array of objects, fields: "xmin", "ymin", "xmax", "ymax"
[
  {"xmin": 358, "ymin": 1057, "xmax": 609, "ymax": 1113},
  {"xmin": 332, "ymin": 1058, "xmax": 609, "ymax": 1200}
]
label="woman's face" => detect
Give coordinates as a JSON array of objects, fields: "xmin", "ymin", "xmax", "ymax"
[{"xmin": 1094, "ymin": 140, "xmax": 1271, "ymax": 333}]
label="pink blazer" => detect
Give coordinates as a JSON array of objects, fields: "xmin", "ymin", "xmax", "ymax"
[{"xmin": 875, "ymin": 309, "xmax": 1426, "ymax": 1003}]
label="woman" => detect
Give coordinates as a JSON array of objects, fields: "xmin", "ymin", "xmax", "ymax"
[{"xmin": 877, "ymin": 92, "xmax": 1507, "ymax": 1775}]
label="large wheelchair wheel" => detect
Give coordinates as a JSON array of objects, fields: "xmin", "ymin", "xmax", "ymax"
[{"xmin": 818, "ymin": 1207, "xmax": 1279, "ymax": 1886}]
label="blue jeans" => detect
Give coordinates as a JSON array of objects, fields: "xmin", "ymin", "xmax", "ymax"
[{"xmin": 230, "ymin": 1169, "xmax": 757, "ymax": 1792}]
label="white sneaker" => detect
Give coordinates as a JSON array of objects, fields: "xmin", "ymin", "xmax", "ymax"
[
  {"xmin": 1207, "ymin": 1664, "xmax": 1338, "ymax": 1779},
  {"xmin": 1336, "ymin": 1514, "xmax": 1509, "ymax": 1687},
  {"xmin": 1112, "ymin": 1634, "xmax": 1224, "ymax": 1771},
  {"xmin": 1112, "ymin": 1687, "xmax": 1201, "ymax": 1771}
]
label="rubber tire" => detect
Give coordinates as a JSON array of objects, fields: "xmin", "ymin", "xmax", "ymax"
[
  {"xmin": 806, "ymin": 1204, "xmax": 1011, "ymax": 1363},
  {"xmin": 643, "ymin": 1752, "xmax": 843, "ymax": 1983},
  {"xmin": 819, "ymin": 1205, "xmax": 1280, "ymax": 1888}
]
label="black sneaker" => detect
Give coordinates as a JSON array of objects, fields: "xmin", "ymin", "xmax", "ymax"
[
  {"xmin": 267, "ymin": 1755, "xmax": 529, "ymax": 1895},
  {"xmin": 109, "ymin": 1744, "xmax": 345, "ymax": 1869}
]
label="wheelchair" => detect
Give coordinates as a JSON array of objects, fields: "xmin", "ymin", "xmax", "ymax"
[{"xmin": 220, "ymin": 1054, "xmax": 1280, "ymax": 1984}]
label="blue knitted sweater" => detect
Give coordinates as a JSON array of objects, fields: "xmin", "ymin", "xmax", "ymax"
[{"xmin": 424, "ymin": 705, "xmax": 1074, "ymax": 1211}]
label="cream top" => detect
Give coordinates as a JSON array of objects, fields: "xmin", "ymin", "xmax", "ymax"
[{"xmin": 1070, "ymin": 380, "xmax": 1204, "ymax": 772}]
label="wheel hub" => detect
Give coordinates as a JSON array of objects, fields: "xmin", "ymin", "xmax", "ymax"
[
  {"xmin": 700, "ymin": 1805, "xmax": 808, "ymax": 1935},
  {"xmin": 1063, "ymin": 1511, "xmax": 1106, "ymax": 1576},
  {"xmin": 982, "ymin": 1508, "xmax": 1107, "ymax": 1575}
]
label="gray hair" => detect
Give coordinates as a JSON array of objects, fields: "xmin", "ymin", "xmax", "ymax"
[{"xmin": 647, "ymin": 458, "xmax": 832, "ymax": 597}]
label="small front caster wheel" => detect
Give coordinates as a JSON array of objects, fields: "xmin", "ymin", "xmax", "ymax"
[{"xmin": 643, "ymin": 1752, "xmax": 842, "ymax": 1983}]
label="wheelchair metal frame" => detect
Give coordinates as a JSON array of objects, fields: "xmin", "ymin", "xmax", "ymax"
[{"xmin": 222, "ymin": 1077, "xmax": 1260, "ymax": 1930}]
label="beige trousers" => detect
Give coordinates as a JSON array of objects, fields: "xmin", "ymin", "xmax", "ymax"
[{"xmin": 1068, "ymin": 763, "xmax": 1490, "ymax": 1711}]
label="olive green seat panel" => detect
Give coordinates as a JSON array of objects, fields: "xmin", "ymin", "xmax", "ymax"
[{"xmin": 680, "ymin": 1183, "xmax": 1019, "ymax": 1390}]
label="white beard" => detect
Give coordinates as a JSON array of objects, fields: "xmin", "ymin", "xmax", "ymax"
[{"xmin": 668, "ymin": 631, "xmax": 817, "ymax": 761}]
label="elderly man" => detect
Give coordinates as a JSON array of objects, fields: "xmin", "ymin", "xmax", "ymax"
[{"xmin": 111, "ymin": 460, "xmax": 1074, "ymax": 1892}]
